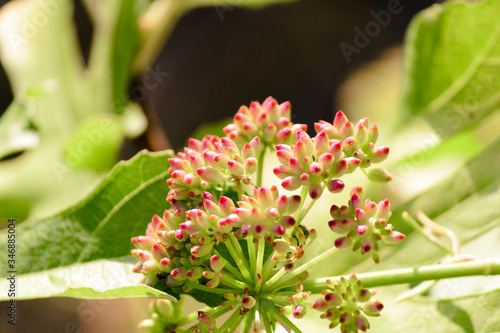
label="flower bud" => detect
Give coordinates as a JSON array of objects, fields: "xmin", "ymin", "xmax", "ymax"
[
  {"xmin": 327, "ymin": 179, "xmax": 345, "ymax": 193},
  {"xmin": 367, "ymin": 168, "xmax": 392, "ymax": 183}
]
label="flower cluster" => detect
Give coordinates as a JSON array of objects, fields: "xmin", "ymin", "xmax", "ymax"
[
  {"xmin": 133, "ymin": 97, "xmax": 405, "ymax": 333},
  {"xmin": 223, "ymin": 96, "xmax": 306, "ymax": 146},
  {"xmin": 312, "ymin": 274, "xmax": 383, "ymax": 333},
  {"xmin": 274, "ymin": 112, "xmax": 390, "ymax": 199},
  {"xmin": 328, "ymin": 187, "xmax": 405, "ymax": 263}
]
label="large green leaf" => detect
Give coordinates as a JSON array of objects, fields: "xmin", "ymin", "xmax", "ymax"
[
  {"xmin": 401, "ymin": 0, "xmax": 500, "ymax": 138},
  {"xmin": 370, "ymin": 287, "xmax": 500, "ymax": 333},
  {"xmin": 0, "ymin": 256, "xmax": 175, "ymax": 300},
  {"xmin": 0, "ymin": 150, "xmax": 172, "ymax": 278}
]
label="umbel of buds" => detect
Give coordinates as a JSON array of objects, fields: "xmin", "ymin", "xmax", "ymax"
[
  {"xmin": 312, "ymin": 274, "xmax": 383, "ymax": 332},
  {"xmin": 132, "ymin": 97, "xmax": 405, "ymax": 333}
]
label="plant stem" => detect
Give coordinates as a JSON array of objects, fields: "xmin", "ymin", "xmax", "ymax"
[
  {"xmin": 264, "ymin": 300, "xmax": 303, "ymax": 333},
  {"xmin": 247, "ymin": 235, "xmax": 257, "ymax": 279},
  {"xmin": 402, "ymin": 211, "xmax": 454, "ymax": 256},
  {"xmin": 185, "ymin": 281, "xmax": 236, "ymax": 295},
  {"xmin": 226, "ymin": 233, "xmax": 253, "ymax": 283},
  {"xmin": 255, "ymin": 237, "xmax": 266, "ymax": 293},
  {"xmin": 265, "ymin": 245, "xmax": 339, "ymax": 292},
  {"xmin": 221, "ymin": 273, "xmax": 248, "ymax": 290},
  {"xmin": 302, "ymin": 259, "xmax": 500, "ymax": 293},
  {"xmin": 256, "ymin": 146, "xmax": 267, "ymax": 188}
]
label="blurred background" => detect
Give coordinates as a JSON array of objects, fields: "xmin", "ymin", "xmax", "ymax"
[{"xmin": 0, "ymin": 0, "xmax": 437, "ymax": 332}]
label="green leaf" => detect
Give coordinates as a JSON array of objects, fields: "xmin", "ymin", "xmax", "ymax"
[
  {"xmin": 0, "ymin": 256, "xmax": 175, "ymax": 300},
  {"xmin": 369, "ymin": 288, "xmax": 500, "ymax": 333},
  {"xmin": 0, "ymin": 99, "xmax": 39, "ymax": 160},
  {"xmin": 0, "ymin": 150, "xmax": 172, "ymax": 277},
  {"xmin": 401, "ymin": 0, "xmax": 500, "ymax": 138}
]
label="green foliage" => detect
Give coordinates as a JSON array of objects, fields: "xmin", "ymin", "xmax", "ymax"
[
  {"xmin": 401, "ymin": 0, "xmax": 500, "ymax": 138},
  {"xmin": 0, "ymin": 256, "xmax": 175, "ymax": 300},
  {"xmin": 0, "ymin": 150, "xmax": 172, "ymax": 281}
]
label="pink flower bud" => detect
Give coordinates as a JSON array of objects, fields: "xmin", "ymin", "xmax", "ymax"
[
  {"xmin": 335, "ymin": 237, "xmax": 351, "ymax": 249},
  {"xmin": 242, "ymin": 122, "xmax": 258, "ymax": 137},
  {"xmin": 293, "ymin": 305, "xmax": 307, "ymax": 319},
  {"xmin": 327, "ymin": 179, "xmax": 345, "ymax": 193},
  {"xmin": 356, "ymin": 224, "xmax": 368, "ymax": 236},
  {"xmin": 355, "ymin": 119, "xmax": 369, "ymax": 146},
  {"xmin": 334, "ymin": 111, "xmax": 348, "ymax": 130},
  {"xmin": 227, "ymin": 160, "xmax": 244, "ymax": 177},
  {"xmin": 311, "ymin": 298, "xmax": 329, "ymax": 311},
  {"xmin": 264, "ymin": 123, "xmax": 278, "ymax": 141},
  {"xmin": 309, "ymin": 162, "xmax": 323, "ymax": 176},
  {"xmin": 318, "ymin": 153, "xmax": 334, "ymax": 170},
  {"xmin": 151, "ymin": 242, "xmax": 168, "ymax": 263},
  {"xmin": 131, "ymin": 236, "xmax": 156, "ymax": 251},
  {"xmin": 356, "ymin": 208, "xmax": 367, "ymax": 224},
  {"xmin": 197, "ymin": 167, "xmax": 225, "ymax": 184},
  {"xmin": 219, "ymin": 196, "xmax": 235, "ymax": 216},
  {"xmin": 190, "ymin": 244, "xmax": 212, "ymax": 257},
  {"xmin": 344, "ymin": 157, "xmax": 361, "ymax": 173},
  {"xmin": 343, "ymin": 136, "xmax": 358, "ymax": 155},
  {"xmin": 314, "ymin": 130, "xmax": 330, "ymax": 154},
  {"xmin": 354, "ymin": 314, "xmax": 370, "ymax": 331},
  {"xmin": 324, "ymin": 292, "xmax": 342, "ymax": 307},
  {"xmin": 210, "ymin": 254, "xmax": 225, "ymax": 272},
  {"xmin": 277, "ymin": 127, "xmax": 292, "ymax": 142},
  {"xmin": 368, "ymin": 124, "xmax": 379, "ymax": 144},
  {"xmin": 363, "ymin": 300, "xmax": 384, "ymax": 316},
  {"xmin": 309, "ymin": 182, "xmax": 323, "ymax": 199},
  {"xmin": 340, "ymin": 121, "xmax": 354, "ymax": 138},
  {"xmin": 198, "ymin": 311, "xmax": 216, "ymax": 330},
  {"xmin": 282, "ymin": 176, "xmax": 301, "ymax": 191},
  {"xmin": 376, "ymin": 199, "xmax": 391, "ymax": 220},
  {"xmin": 382, "ymin": 231, "xmax": 405, "ymax": 244}
]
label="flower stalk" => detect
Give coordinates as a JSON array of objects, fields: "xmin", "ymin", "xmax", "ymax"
[{"xmin": 303, "ymin": 259, "xmax": 500, "ymax": 293}]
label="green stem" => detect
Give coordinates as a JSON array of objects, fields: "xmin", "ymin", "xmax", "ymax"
[
  {"xmin": 255, "ymin": 237, "xmax": 266, "ymax": 293},
  {"xmin": 402, "ymin": 211, "xmax": 454, "ymax": 256},
  {"xmin": 262, "ymin": 253, "xmax": 277, "ymax": 282},
  {"xmin": 185, "ymin": 281, "xmax": 237, "ymax": 295},
  {"xmin": 181, "ymin": 306, "xmax": 230, "ymax": 329},
  {"xmin": 219, "ymin": 308, "xmax": 246, "ymax": 332},
  {"xmin": 265, "ymin": 300, "xmax": 303, "ymax": 333},
  {"xmin": 265, "ymin": 245, "xmax": 339, "ymax": 292},
  {"xmin": 256, "ymin": 146, "xmax": 267, "ymax": 187},
  {"xmin": 302, "ymin": 259, "xmax": 500, "ymax": 293},
  {"xmin": 221, "ymin": 273, "xmax": 248, "ymax": 291},
  {"xmin": 226, "ymin": 233, "xmax": 253, "ymax": 283},
  {"xmin": 248, "ymin": 235, "xmax": 257, "ymax": 279},
  {"xmin": 294, "ymin": 186, "xmax": 310, "ymax": 221}
]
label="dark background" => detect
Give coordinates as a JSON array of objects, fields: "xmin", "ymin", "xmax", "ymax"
[{"xmin": 0, "ymin": 0, "xmax": 436, "ymax": 332}]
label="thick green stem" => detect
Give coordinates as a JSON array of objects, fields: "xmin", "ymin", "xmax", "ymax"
[{"xmin": 302, "ymin": 259, "xmax": 500, "ymax": 293}]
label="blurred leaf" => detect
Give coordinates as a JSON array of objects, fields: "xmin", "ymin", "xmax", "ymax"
[
  {"xmin": 369, "ymin": 287, "xmax": 500, "ymax": 333},
  {"xmin": 0, "ymin": 256, "xmax": 175, "ymax": 300},
  {"xmin": 0, "ymin": 150, "xmax": 172, "ymax": 277},
  {"xmin": 401, "ymin": 0, "xmax": 500, "ymax": 138},
  {"xmin": 62, "ymin": 114, "xmax": 123, "ymax": 172},
  {"xmin": 0, "ymin": 99, "xmax": 39, "ymax": 160}
]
